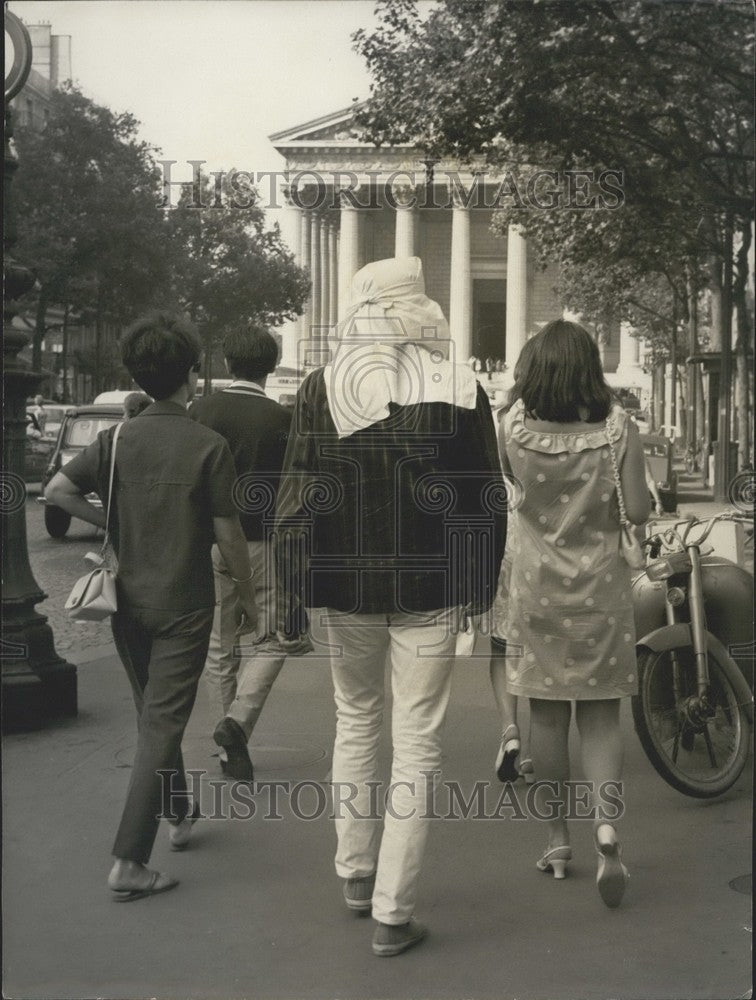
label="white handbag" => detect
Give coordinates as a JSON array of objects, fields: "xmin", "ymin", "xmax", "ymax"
[
  {"xmin": 455, "ymin": 611, "xmax": 478, "ymax": 657},
  {"xmin": 65, "ymin": 422, "xmax": 123, "ymax": 621}
]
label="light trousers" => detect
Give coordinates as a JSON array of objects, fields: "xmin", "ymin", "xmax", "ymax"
[
  {"xmin": 204, "ymin": 541, "xmax": 287, "ymax": 739},
  {"xmin": 310, "ymin": 605, "xmax": 459, "ymax": 925}
]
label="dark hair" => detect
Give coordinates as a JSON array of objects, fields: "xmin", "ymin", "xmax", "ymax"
[
  {"xmin": 506, "ymin": 334, "xmax": 538, "ymax": 411},
  {"xmin": 121, "ymin": 313, "xmax": 200, "ymax": 400},
  {"xmin": 223, "ymin": 325, "xmax": 279, "ymax": 381},
  {"xmin": 512, "ymin": 319, "xmax": 612, "ymax": 423},
  {"xmin": 122, "ymin": 391, "xmax": 153, "ymax": 418}
]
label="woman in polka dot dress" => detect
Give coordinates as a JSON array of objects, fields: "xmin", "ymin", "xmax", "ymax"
[{"xmin": 500, "ymin": 320, "xmax": 649, "ymax": 908}]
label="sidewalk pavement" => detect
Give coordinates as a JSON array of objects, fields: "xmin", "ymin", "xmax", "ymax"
[
  {"xmin": 3, "ymin": 482, "xmax": 752, "ymax": 999},
  {"xmin": 2, "ymin": 624, "xmax": 751, "ymax": 1000}
]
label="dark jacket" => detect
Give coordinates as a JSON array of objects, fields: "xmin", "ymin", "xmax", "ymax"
[{"xmin": 275, "ymin": 369, "xmax": 506, "ymax": 633}]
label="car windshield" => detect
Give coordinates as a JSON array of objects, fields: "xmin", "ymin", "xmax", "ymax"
[
  {"xmin": 64, "ymin": 416, "xmax": 121, "ymax": 447},
  {"xmin": 45, "ymin": 406, "xmax": 69, "ymax": 422}
]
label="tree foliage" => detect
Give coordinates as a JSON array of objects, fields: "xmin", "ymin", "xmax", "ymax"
[
  {"xmin": 13, "ymin": 87, "xmax": 309, "ymax": 390},
  {"xmin": 354, "ymin": 0, "xmax": 753, "ymax": 329},
  {"xmin": 166, "ymin": 173, "xmax": 310, "ymax": 376},
  {"xmin": 14, "ymin": 85, "xmax": 169, "ymax": 373},
  {"xmin": 355, "ymin": 0, "xmax": 752, "ymax": 220}
]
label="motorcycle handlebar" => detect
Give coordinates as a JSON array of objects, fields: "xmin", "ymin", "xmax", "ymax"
[{"xmin": 647, "ymin": 509, "xmax": 747, "ymax": 552}]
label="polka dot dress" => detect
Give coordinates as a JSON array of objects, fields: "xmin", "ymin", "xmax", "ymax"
[{"xmin": 501, "ymin": 400, "xmax": 638, "ymax": 700}]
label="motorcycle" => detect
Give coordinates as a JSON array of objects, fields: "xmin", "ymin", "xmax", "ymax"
[{"xmin": 630, "ymin": 511, "xmax": 753, "ymax": 798}]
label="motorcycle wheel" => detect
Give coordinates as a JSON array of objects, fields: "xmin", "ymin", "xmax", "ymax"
[
  {"xmin": 632, "ymin": 645, "xmax": 751, "ymax": 798},
  {"xmin": 44, "ymin": 505, "xmax": 71, "ymax": 539}
]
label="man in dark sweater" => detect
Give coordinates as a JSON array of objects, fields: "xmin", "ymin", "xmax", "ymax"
[{"xmin": 190, "ymin": 326, "xmax": 292, "ymax": 780}]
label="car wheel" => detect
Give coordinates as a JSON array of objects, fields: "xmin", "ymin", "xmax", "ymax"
[{"xmin": 44, "ymin": 505, "xmax": 71, "ymax": 538}]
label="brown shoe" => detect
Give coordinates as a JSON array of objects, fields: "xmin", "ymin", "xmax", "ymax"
[
  {"xmin": 372, "ymin": 918, "xmax": 427, "ymax": 957},
  {"xmin": 343, "ymin": 873, "xmax": 375, "ymax": 913}
]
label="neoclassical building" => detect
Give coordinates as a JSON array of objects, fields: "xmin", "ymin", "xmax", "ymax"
[{"xmin": 270, "ymin": 105, "xmax": 649, "ymax": 404}]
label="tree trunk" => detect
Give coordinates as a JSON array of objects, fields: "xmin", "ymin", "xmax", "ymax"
[
  {"xmin": 733, "ymin": 220, "xmax": 753, "ymax": 470},
  {"xmin": 669, "ymin": 319, "xmax": 677, "ymax": 435},
  {"xmin": 203, "ymin": 332, "xmax": 214, "ymax": 395},
  {"xmin": 94, "ymin": 288, "xmax": 104, "ymax": 398},
  {"xmin": 686, "ymin": 273, "xmax": 698, "ymax": 456},
  {"xmin": 697, "ymin": 366, "xmax": 708, "ymax": 482},
  {"xmin": 61, "ymin": 302, "xmax": 70, "ymax": 403},
  {"xmin": 32, "ymin": 288, "xmax": 48, "ymax": 372},
  {"xmin": 714, "ymin": 216, "xmax": 734, "ymax": 499}
]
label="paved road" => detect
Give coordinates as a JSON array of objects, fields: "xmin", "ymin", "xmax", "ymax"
[{"xmin": 5, "ymin": 478, "xmax": 750, "ymax": 1000}]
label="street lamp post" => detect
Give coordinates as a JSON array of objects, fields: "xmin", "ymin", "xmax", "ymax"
[{"xmin": 3, "ymin": 10, "xmax": 77, "ymax": 731}]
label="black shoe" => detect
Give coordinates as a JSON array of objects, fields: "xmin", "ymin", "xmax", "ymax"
[{"xmin": 213, "ymin": 717, "xmax": 254, "ymax": 781}]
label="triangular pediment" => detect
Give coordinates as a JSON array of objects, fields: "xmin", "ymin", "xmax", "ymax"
[{"xmin": 269, "ymin": 104, "xmax": 366, "ymax": 146}]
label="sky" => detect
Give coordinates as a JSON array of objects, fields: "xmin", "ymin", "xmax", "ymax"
[{"xmin": 9, "ymin": 0, "xmax": 389, "ymax": 240}]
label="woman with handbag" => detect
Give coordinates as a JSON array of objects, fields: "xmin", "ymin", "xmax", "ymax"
[
  {"xmin": 46, "ymin": 314, "xmax": 258, "ymax": 901},
  {"xmin": 499, "ymin": 319, "xmax": 649, "ymax": 908}
]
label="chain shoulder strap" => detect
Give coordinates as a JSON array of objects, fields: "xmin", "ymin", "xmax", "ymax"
[{"xmin": 605, "ymin": 416, "xmax": 629, "ymax": 526}]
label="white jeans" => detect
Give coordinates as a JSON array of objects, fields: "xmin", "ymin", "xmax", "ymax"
[
  {"xmin": 310, "ymin": 606, "xmax": 459, "ymax": 925},
  {"xmin": 204, "ymin": 541, "xmax": 287, "ymax": 739}
]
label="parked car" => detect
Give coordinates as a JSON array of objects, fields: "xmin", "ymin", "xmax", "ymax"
[
  {"xmin": 640, "ymin": 432, "xmax": 678, "ymax": 512},
  {"xmin": 25, "ymin": 398, "xmax": 75, "ymax": 438},
  {"xmin": 43, "ymin": 404, "xmax": 77, "ymax": 439},
  {"xmin": 38, "ymin": 403, "xmax": 123, "ymax": 537},
  {"xmin": 25, "ymin": 414, "xmax": 57, "ymax": 484},
  {"xmin": 92, "ymin": 390, "xmax": 133, "ymax": 406}
]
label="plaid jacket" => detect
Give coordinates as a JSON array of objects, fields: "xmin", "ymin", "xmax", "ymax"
[{"xmin": 274, "ymin": 369, "xmax": 506, "ymax": 634}]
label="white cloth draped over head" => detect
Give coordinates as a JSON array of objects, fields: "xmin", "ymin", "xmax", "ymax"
[{"xmin": 324, "ymin": 257, "xmax": 478, "ymax": 438}]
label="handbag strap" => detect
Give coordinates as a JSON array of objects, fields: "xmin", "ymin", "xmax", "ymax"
[
  {"xmin": 103, "ymin": 421, "xmax": 124, "ymax": 545},
  {"xmin": 605, "ymin": 415, "xmax": 630, "ymax": 526}
]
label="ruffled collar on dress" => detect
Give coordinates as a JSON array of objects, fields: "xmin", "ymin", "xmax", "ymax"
[{"xmin": 505, "ymin": 398, "xmax": 626, "ymax": 454}]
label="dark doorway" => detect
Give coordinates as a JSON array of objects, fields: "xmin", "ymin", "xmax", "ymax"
[{"xmin": 473, "ymin": 279, "xmax": 507, "ymax": 363}]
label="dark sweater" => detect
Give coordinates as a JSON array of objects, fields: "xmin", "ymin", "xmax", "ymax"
[{"xmin": 190, "ymin": 382, "xmax": 292, "ymax": 541}]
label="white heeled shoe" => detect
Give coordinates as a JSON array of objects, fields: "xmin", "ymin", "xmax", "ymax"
[
  {"xmin": 595, "ymin": 823, "xmax": 629, "ymax": 908},
  {"xmin": 536, "ymin": 845, "xmax": 572, "ymax": 879}
]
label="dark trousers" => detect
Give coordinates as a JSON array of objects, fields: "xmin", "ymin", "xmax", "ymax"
[{"xmin": 110, "ymin": 605, "xmax": 213, "ymax": 864}]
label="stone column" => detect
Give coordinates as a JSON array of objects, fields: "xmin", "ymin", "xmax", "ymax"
[
  {"xmin": 319, "ymin": 215, "xmax": 330, "ymax": 331},
  {"xmin": 505, "ymin": 224, "xmax": 528, "ymax": 368},
  {"xmin": 279, "ymin": 186, "xmax": 302, "ymax": 369},
  {"xmin": 617, "ymin": 321, "xmax": 641, "ymax": 371},
  {"xmin": 310, "ymin": 212, "xmax": 322, "ymax": 354},
  {"xmin": 337, "ymin": 191, "xmax": 363, "ymax": 320},
  {"xmin": 393, "ymin": 184, "xmax": 418, "ymax": 258},
  {"xmin": 299, "ymin": 207, "xmax": 312, "ymax": 359},
  {"xmin": 328, "ymin": 223, "xmax": 338, "ymax": 326},
  {"xmin": 449, "ymin": 191, "xmax": 472, "ymax": 361}
]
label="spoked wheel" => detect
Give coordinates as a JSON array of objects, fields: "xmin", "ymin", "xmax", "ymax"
[{"xmin": 632, "ymin": 645, "xmax": 751, "ymax": 798}]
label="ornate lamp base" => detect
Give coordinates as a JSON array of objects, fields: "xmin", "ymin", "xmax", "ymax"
[
  {"xmin": 2, "ymin": 616, "xmax": 77, "ymax": 733},
  {"xmin": 4, "ymin": 46, "xmax": 78, "ymax": 733},
  {"xmin": 2, "ymin": 362, "xmax": 78, "ymax": 734}
]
